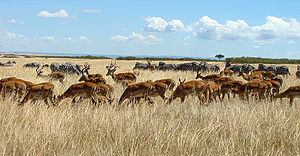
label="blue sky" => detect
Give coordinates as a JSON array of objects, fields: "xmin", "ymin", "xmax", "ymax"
[{"xmin": 1, "ymin": 0, "xmax": 300, "ymax": 58}]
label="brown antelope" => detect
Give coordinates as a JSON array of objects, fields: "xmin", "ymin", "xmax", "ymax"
[
  {"xmin": 204, "ymin": 81, "xmax": 220, "ymax": 103},
  {"xmin": 36, "ymin": 65, "xmax": 65, "ymax": 83},
  {"xmin": 238, "ymin": 72, "xmax": 263, "ymax": 81},
  {"xmin": 213, "ymin": 77, "xmax": 234, "ymax": 85},
  {"xmin": 83, "ymin": 63, "xmax": 104, "ymax": 79},
  {"xmin": 275, "ymin": 85, "xmax": 300, "ymax": 105},
  {"xmin": 0, "ymin": 77, "xmax": 35, "ymax": 101},
  {"xmin": 219, "ymin": 80, "xmax": 244, "ymax": 101},
  {"xmin": 106, "ymin": 61, "xmax": 137, "ymax": 83},
  {"xmin": 146, "ymin": 80, "xmax": 168, "ymax": 101},
  {"xmin": 272, "ymin": 76, "xmax": 283, "ymax": 86},
  {"xmin": 220, "ymin": 70, "xmax": 234, "ymax": 77},
  {"xmin": 147, "ymin": 61, "xmax": 155, "ymax": 71},
  {"xmin": 168, "ymin": 79, "xmax": 207, "ymax": 104},
  {"xmin": 19, "ymin": 82, "xmax": 55, "ymax": 106},
  {"xmin": 195, "ymin": 71, "xmax": 221, "ymax": 81},
  {"xmin": 0, "ymin": 80, "xmax": 27, "ymax": 101},
  {"xmin": 118, "ymin": 82, "xmax": 155, "ymax": 105},
  {"xmin": 232, "ymin": 81, "xmax": 269, "ymax": 102},
  {"xmin": 154, "ymin": 79, "xmax": 176, "ymax": 91},
  {"xmin": 79, "ymin": 65, "xmax": 106, "ymax": 84},
  {"xmin": 56, "ymin": 82, "xmax": 111, "ymax": 105}
]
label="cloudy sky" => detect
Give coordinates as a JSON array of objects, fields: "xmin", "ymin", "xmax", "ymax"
[{"xmin": 0, "ymin": 0, "xmax": 300, "ymax": 58}]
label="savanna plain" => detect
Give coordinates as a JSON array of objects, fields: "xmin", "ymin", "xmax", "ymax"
[{"xmin": 1, "ymin": 57, "xmax": 300, "ymax": 155}]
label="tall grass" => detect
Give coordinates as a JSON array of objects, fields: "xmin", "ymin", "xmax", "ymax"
[{"xmin": 1, "ymin": 57, "xmax": 300, "ymax": 155}]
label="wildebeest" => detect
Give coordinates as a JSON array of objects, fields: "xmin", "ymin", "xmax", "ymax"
[
  {"xmin": 23, "ymin": 62, "xmax": 40, "ymax": 68},
  {"xmin": 50, "ymin": 62, "xmax": 81, "ymax": 75},
  {"xmin": 133, "ymin": 62, "xmax": 158, "ymax": 70},
  {"xmin": 0, "ymin": 61, "xmax": 16, "ymax": 66},
  {"xmin": 258, "ymin": 64, "xmax": 291, "ymax": 76},
  {"xmin": 296, "ymin": 65, "xmax": 300, "ymax": 79},
  {"xmin": 225, "ymin": 62, "xmax": 254, "ymax": 74}
]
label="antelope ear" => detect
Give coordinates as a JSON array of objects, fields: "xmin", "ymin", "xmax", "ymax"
[
  {"xmin": 106, "ymin": 66, "xmax": 109, "ymax": 69},
  {"xmin": 183, "ymin": 79, "xmax": 186, "ymax": 83},
  {"xmin": 179, "ymin": 78, "xmax": 182, "ymax": 83}
]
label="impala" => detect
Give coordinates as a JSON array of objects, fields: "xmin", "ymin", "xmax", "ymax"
[
  {"xmin": 275, "ymin": 85, "xmax": 300, "ymax": 105},
  {"xmin": 146, "ymin": 80, "xmax": 168, "ymax": 101},
  {"xmin": 83, "ymin": 63, "xmax": 104, "ymax": 79},
  {"xmin": 203, "ymin": 81, "xmax": 220, "ymax": 103},
  {"xmin": 195, "ymin": 72, "xmax": 221, "ymax": 81},
  {"xmin": 168, "ymin": 79, "xmax": 207, "ymax": 104},
  {"xmin": 106, "ymin": 61, "xmax": 137, "ymax": 83},
  {"xmin": 219, "ymin": 80, "xmax": 244, "ymax": 101},
  {"xmin": 0, "ymin": 80, "xmax": 27, "ymax": 101},
  {"xmin": 238, "ymin": 72, "xmax": 264, "ymax": 81},
  {"xmin": 79, "ymin": 65, "xmax": 106, "ymax": 84},
  {"xmin": 154, "ymin": 79, "xmax": 176, "ymax": 91},
  {"xmin": 220, "ymin": 70, "xmax": 234, "ymax": 77},
  {"xmin": 147, "ymin": 61, "xmax": 155, "ymax": 71},
  {"xmin": 118, "ymin": 82, "xmax": 155, "ymax": 105},
  {"xmin": 36, "ymin": 65, "xmax": 65, "ymax": 82},
  {"xmin": 213, "ymin": 77, "xmax": 234, "ymax": 85},
  {"xmin": 19, "ymin": 82, "xmax": 55, "ymax": 107},
  {"xmin": 56, "ymin": 82, "xmax": 110, "ymax": 105}
]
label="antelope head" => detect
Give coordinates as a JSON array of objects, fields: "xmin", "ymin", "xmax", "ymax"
[
  {"xmin": 78, "ymin": 65, "xmax": 90, "ymax": 82},
  {"xmin": 106, "ymin": 60, "xmax": 117, "ymax": 76},
  {"xmin": 36, "ymin": 64, "xmax": 46, "ymax": 76},
  {"xmin": 195, "ymin": 71, "xmax": 202, "ymax": 79},
  {"xmin": 179, "ymin": 78, "xmax": 186, "ymax": 84}
]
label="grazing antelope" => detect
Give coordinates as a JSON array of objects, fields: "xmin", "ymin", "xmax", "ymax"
[
  {"xmin": 272, "ymin": 76, "xmax": 283, "ymax": 86},
  {"xmin": 219, "ymin": 80, "xmax": 244, "ymax": 101},
  {"xmin": 220, "ymin": 70, "xmax": 234, "ymax": 77},
  {"xmin": 0, "ymin": 80, "xmax": 27, "ymax": 101},
  {"xmin": 19, "ymin": 82, "xmax": 55, "ymax": 107},
  {"xmin": 238, "ymin": 72, "xmax": 263, "ymax": 81},
  {"xmin": 79, "ymin": 65, "xmax": 106, "ymax": 84},
  {"xmin": 147, "ymin": 61, "xmax": 155, "ymax": 71},
  {"xmin": 118, "ymin": 82, "xmax": 155, "ymax": 105},
  {"xmin": 232, "ymin": 81, "xmax": 269, "ymax": 102},
  {"xmin": 36, "ymin": 65, "xmax": 65, "ymax": 83},
  {"xmin": 56, "ymin": 82, "xmax": 95, "ymax": 105},
  {"xmin": 83, "ymin": 63, "xmax": 104, "ymax": 79},
  {"xmin": 106, "ymin": 61, "xmax": 137, "ymax": 83},
  {"xmin": 154, "ymin": 79, "xmax": 176, "ymax": 91},
  {"xmin": 168, "ymin": 79, "xmax": 207, "ymax": 104},
  {"xmin": 195, "ymin": 71, "xmax": 221, "ymax": 81},
  {"xmin": 203, "ymin": 81, "xmax": 220, "ymax": 103},
  {"xmin": 275, "ymin": 85, "xmax": 300, "ymax": 106},
  {"xmin": 213, "ymin": 77, "xmax": 234, "ymax": 85},
  {"xmin": 146, "ymin": 80, "xmax": 168, "ymax": 101}
]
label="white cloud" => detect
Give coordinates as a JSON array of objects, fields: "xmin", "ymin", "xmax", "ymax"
[
  {"xmin": 81, "ymin": 9, "xmax": 102, "ymax": 13},
  {"xmin": 144, "ymin": 17, "xmax": 184, "ymax": 32},
  {"xmin": 5, "ymin": 31, "xmax": 26, "ymax": 40},
  {"xmin": 111, "ymin": 32, "xmax": 163, "ymax": 44},
  {"xmin": 253, "ymin": 45, "xmax": 260, "ymax": 49},
  {"xmin": 79, "ymin": 36, "xmax": 88, "ymax": 40},
  {"xmin": 184, "ymin": 36, "xmax": 191, "ymax": 40},
  {"xmin": 41, "ymin": 36, "xmax": 55, "ymax": 41},
  {"xmin": 64, "ymin": 37, "xmax": 72, "ymax": 41},
  {"xmin": 37, "ymin": 9, "xmax": 72, "ymax": 18},
  {"xmin": 183, "ymin": 43, "xmax": 189, "ymax": 46},
  {"xmin": 287, "ymin": 40, "xmax": 295, "ymax": 44},
  {"xmin": 193, "ymin": 16, "xmax": 300, "ymax": 41},
  {"xmin": 9, "ymin": 19, "xmax": 24, "ymax": 24}
]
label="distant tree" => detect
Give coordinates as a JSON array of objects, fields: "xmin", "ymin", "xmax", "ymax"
[{"xmin": 215, "ymin": 54, "xmax": 224, "ymax": 60}]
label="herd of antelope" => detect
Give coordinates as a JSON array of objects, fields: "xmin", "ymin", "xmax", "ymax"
[{"xmin": 1, "ymin": 60, "xmax": 300, "ymax": 107}]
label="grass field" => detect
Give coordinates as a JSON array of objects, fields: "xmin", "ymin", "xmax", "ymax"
[{"xmin": 1, "ymin": 57, "xmax": 300, "ymax": 155}]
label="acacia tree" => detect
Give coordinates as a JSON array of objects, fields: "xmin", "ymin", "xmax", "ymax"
[{"xmin": 215, "ymin": 54, "xmax": 224, "ymax": 60}]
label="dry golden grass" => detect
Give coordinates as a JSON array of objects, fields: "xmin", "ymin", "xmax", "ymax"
[{"xmin": 1, "ymin": 57, "xmax": 300, "ymax": 155}]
